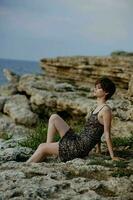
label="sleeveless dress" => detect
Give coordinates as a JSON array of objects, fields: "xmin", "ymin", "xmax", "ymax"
[{"xmin": 59, "ymin": 105, "xmax": 105, "ymax": 162}]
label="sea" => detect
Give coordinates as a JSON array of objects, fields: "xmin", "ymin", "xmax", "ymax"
[{"xmin": 0, "ymin": 58, "xmax": 43, "ymax": 85}]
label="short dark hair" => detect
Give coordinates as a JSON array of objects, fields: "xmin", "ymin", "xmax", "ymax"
[{"xmin": 95, "ymin": 76, "xmax": 116, "ymax": 100}]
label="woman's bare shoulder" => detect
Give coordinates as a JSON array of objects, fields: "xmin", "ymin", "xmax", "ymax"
[
  {"xmin": 101, "ymin": 105, "xmax": 112, "ymax": 115},
  {"xmin": 105, "ymin": 104, "xmax": 111, "ymax": 111}
]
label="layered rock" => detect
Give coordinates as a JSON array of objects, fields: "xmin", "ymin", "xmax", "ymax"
[
  {"xmin": 0, "ymin": 62, "xmax": 133, "ymax": 199},
  {"xmin": 40, "ymin": 56, "xmax": 133, "ymax": 90},
  {"xmin": 0, "ymin": 67, "xmax": 133, "ymax": 139}
]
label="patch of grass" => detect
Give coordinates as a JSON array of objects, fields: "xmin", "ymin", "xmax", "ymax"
[
  {"xmin": 112, "ymin": 133, "xmax": 133, "ymax": 148},
  {"xmin": 88, "ymin": 159, "xmax": 113, "ymax": 168},
  {"xmin": 112, "ymin": 160, "xmax": 128, "ymax": 168},
  {"xmin": 111, "ymin": 160, "xmax": 132, "ymax": 178},
  {"xmin": 116, "ymin": 149, "xmax": 133, "ymax": 159},
  {"xmin": 0, "ymin": 131, "xmax": 13, "ymax": 140},
  {"xmin": 112, "ymin": 169, "xmax": 133, "ymax": 177},
  {"xmin": 54, "ymin": 134, "xmax": 61, "ymax": 142},
  {"xmin": 67, "ymin": 117, "xmax": 84, "ymax": 134},
  {"xmin": 88, "ymin": 159, "xmax": 128, "ymax": 169},
  {"xmin": 19, "ymin": 120, "xmax": 47, "ymax": 150}
]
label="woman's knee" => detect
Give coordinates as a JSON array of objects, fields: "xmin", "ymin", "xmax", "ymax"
[
  {"xmin": 38, "ymin": 143, "xmax": 52, "ymax": 154},
  {"xmin": 49, "ymin": 114, "xmax": 60, "ymax": 123},
  {"xmin": 38, "ymin": 143, "xmax": 46, "ymax": 151}
]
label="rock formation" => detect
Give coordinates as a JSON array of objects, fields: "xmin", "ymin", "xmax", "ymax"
[
  {"xmin": 40, "ymin": 56, "xmax": 133, "ymax": 90},
  {"xmin": 0, "ymin": 60, "xmax": 133, "ymax": 138},
  {"xmin": 0, "ymin": 56, "xmax": 133, "ymax": 199}
]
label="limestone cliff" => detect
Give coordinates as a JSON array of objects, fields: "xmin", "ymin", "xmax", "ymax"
[{"xmin": 40, "ymin": 56, "xmax": 133, "ymax": 89}]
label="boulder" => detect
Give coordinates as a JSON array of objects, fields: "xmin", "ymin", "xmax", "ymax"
[
  {"xmin": 0, "ymin": 113, "xmax": 33, "ymax": 139},
  {"xmin": 3, "ymin": 94, "xmax": 38, "ymax": 126}
]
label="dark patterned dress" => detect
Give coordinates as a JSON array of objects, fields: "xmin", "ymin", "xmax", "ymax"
[{"xmin": 59, "ymin": 106, "xmax": 105, "ymax": 162}]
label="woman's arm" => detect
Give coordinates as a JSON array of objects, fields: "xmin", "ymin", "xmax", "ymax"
[
  {"xmin": 102, "ymin": 108, "xmax": 117, "ymax": 160},
  {"xmin": 104, "ymin": 133, "xmax": 114, "ymax": 159}
]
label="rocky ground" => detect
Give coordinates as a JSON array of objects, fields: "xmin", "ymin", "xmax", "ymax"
[
  {"xmin": 0, "ymin": 56, "xmax": 133, "ymax": 199},
  {"xmin": 0, "ymin": 138, "xmax": 133, "ymax": 200}
]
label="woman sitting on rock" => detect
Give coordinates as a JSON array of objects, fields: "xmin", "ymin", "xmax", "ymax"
[{"xmin": 27, "ymin": 76, "xmax": 120, "ymax": 163}]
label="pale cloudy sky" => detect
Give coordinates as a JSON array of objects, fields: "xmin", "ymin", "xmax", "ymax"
[{"xmin": 0, "ymin": 0, "xmax": 133, "ymax": 61}]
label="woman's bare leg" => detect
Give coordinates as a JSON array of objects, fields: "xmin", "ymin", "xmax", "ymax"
[
  {"xmin": 26, "ymin": 114, "xmax": 70, "ymax": 163},
  {"xmin": 46, "ymin": 114, "xmax": 70, "ymax": 143},
  {"xmin": 26, "ymin": 142, "xmax": 59, "ymax": 163},
  {"xmin": 96, "ymin": 141, "xmax": 101, "ymax": 154}
]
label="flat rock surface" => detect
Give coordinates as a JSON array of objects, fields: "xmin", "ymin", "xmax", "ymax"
[{"xmin": 0, "ymin": 155, "xmax": 132, "ymax": 200}]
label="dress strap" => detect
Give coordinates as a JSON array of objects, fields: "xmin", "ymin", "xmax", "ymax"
[
  {"xmin": 93, "ymin": 104, "xmax": 107, "ymax": 114},
  {"xmin": 98, "ymin": 104, "xmax": 107, "ymax": 113}
]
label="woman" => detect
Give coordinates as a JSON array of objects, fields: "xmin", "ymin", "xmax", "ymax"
[{"xmin": 27, "ymin": 76, "xmax": 120, "ymax": 163}]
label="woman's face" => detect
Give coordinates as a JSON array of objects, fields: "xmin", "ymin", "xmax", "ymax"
[{"xmin": 93, "ymin": 83, "xmax": 107, "ymax": 99}]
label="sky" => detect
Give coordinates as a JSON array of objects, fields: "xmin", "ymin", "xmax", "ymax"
[{"xmin": 0, "ymin": 0, "xmax": 133, "ymax": 61}]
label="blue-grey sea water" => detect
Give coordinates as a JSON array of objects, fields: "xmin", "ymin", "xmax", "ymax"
[{"xmin": 0, "ymin": 58, "xmax": 42, "ymax": 85}]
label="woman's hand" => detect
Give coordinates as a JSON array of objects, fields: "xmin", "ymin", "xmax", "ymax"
[{"xmin": 112, "ymin": 156, "xmax": 125, "ymax": 161}]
